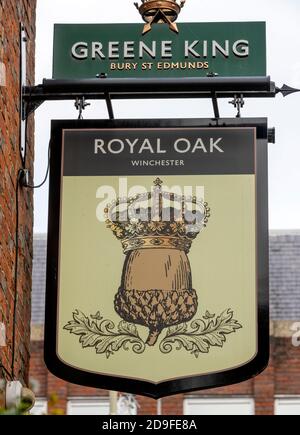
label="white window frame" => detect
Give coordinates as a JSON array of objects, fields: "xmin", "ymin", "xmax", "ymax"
[
  {"xmin": 67, "ymin": 397, "xmax": 109, "ymax": 415},
  {"xmin": 30, "ymin": 398, "xmax": 48, "ymax": 415},
  {"xmin": 275, "ymin": 396, "xmax": 300, "ymax": 415},
  {"xmin": 184, "ymin": 397, "xmax": 255, "ymax": 415}
]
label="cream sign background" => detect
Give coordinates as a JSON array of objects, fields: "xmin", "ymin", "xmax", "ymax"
[{"xmin": 59, "ymin": 174, "xmax": 256, "ymax": 383}]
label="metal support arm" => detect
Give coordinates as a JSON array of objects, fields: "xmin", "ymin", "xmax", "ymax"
[
  {"xmin": 22, "ymin": 76, "xmax": 299, "ymax": 120},
  {"xmin": 41, "ymin": 76, "xmax": 274, "ymax": 94}
]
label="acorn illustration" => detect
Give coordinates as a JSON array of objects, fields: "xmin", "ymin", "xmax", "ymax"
[{"xmin": 105, "ymin": 178, "xmax": 210, "ymax": 346}]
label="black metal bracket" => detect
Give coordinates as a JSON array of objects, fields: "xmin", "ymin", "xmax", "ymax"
[
  {"xmin": 21, "ymin": 76, "xmax": 300, "ymax": 121},
  {"xmin": 19, "ymin": 24, "xmax": 27, "ymax": 164},
  {"xmin": 22, "ymin": 97, "xmax": 44, "ymax": 121},
  {"xmin": 22, "ymin": 90, "xmax": 115, "ymax": 121},
  {"xmin": 74, "ymin": 97, "xmax": 91, "ymax": 120},
  {"xmin": 105, "ymin": 92, "xmax": 114, "ymax": 120},
  {"xmin": 211, "ymin": 92, "xmax": 220, "ymax": 119},
  {"xmin": 268, "ymin": 127, "xmax": 276, "ymax": 144},
  {"xmin": 229, "ymin": 94, "xmax": 245, "ymax": 118}
]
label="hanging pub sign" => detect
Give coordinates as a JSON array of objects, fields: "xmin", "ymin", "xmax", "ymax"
[
  {"xmin": 45, "ymin": 118, "xmax": 269, "ymax": 398},
  {"xmin": 52, "ymin": 22, "xmax": 266, "ymax": 79}
]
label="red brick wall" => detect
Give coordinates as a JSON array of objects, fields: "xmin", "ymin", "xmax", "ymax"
[
  {"xmin": 0, "ymin": 0, "xmax": 36, "ymax": 385},
  {"xmin": 275, "ymin": 337, "xmax": 300, "ymax": 395},
  {"xmin": 30, "ymin": 341, "xmax": 109, "ymax": 415},
  {"xmin": 30, "ymin": 341, "xmax": 47, "ymax": 397},
  {"xmin": 254, "ymin": 339, "xmax": 274, "ymax": 415},
  {"xmin": 29, "ymin": 337, "xmax": 299, "ymax": 415},
  {"xmin": 136, "ymin": 396, "xmax": 158, "ymax": 415}
]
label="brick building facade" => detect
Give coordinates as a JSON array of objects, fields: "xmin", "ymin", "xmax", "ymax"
[
  {"xmin": 0, "ymin": 0, "xmax": 36, "ymax": 401},
  {"xmin": 30, "ymin": 232, "xmax": 300, "ymax": 415},
  {"xmin": 0, "ymin": 1, "xmax": 299, "ymax": 417}
]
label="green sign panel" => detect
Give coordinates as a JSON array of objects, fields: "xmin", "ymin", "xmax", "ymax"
[{"xmin": 53, "ymin": 22, "xmax": 266, "ymax": 79}]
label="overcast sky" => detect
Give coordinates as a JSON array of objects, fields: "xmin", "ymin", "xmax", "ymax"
[{"xmin": 34, "ymin": 0, "xmax": 300, "ymax": 232}]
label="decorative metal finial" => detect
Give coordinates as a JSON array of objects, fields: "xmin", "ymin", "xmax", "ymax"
[
  {"xmin": 153, "ymin": 177, "xmax": 163, "ymax": 187},
  {"xmin": 134, "ymin": 0, "xmax": 186, "ymax": 35},
  {"xmin": 276, "ymin": 84, "xmax": 300, "ymax": 97}
]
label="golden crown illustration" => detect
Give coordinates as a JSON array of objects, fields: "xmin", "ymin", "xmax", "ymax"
[
  {"xmin": 105, "ymin": 178, "xmax": 210, "ymax": 346},
  {"xmin": 134, "ymin": 0, "xmax": 186, "ymax": 34},
  {"xmin": 105, "ymin": 178, "xmax": 210, "ymax": 254}
]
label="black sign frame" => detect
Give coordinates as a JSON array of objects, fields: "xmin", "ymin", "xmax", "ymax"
[{"xmin": 45, "ymin": 118, "xmax": 269, "ymax": 399}]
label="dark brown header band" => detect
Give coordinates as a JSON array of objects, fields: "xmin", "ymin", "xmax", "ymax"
[{"xmin": 62, "ymin": 127, "xmax": 255, "ymax": 176}]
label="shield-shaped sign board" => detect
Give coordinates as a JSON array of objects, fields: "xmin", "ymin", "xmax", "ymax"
[{"xmin": 45, "ymin": 118, "xmax": 269, "ymax": 398}]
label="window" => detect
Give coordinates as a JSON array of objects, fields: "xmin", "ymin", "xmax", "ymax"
[
  {"xmin": 184, "ymin": 398, "xmax": 254, "ymax": 415},
  {"xmin": 67, "ymin": 398, "xmax": 109, "ymax": 415},
  {"xmin": 30, "ymin": 399, "xmax": 48, "ymax": 415},
  {"xmin": 275, "ymin": 398, "xmax": 300, "ymax": 415}
]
